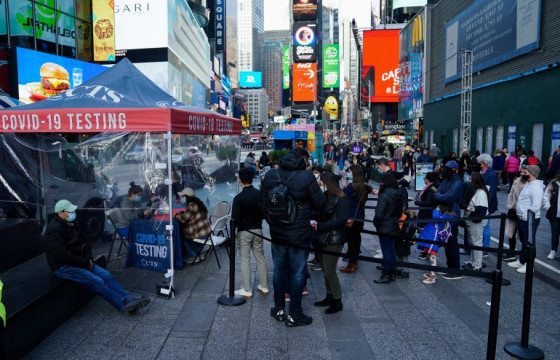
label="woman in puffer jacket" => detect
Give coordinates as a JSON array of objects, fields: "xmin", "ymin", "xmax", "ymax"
[{"xmin": 504, "ymin": 151, "xmax": 520, "ymax": 188}]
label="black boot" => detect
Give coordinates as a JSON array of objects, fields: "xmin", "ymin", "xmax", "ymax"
[
  {"xmin": 395, "ymin": 268, "xmax": 409, "ymax": 279},
  {"xmin": 325, "ymin": 298, "xmax": 343, "ymax": 314},
  {"xmin": 314, "ymin": 294, "xmax": 334, "ymax": 307},
  {"xmin": 374, "ymin": 270, "xmax": 393, "ymax": 284}
]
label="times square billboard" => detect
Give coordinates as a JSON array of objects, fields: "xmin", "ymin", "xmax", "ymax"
[
  {"xmin": 293, "ymin": 22, "xmax": 317, "ymax": 63},
  {"xmin": 292, "ymin": 0, "xmax": 318, "ymax": 21},
  {"xmin": 361, "ymin": 29, "xmax": 400, "ymax": 103}
]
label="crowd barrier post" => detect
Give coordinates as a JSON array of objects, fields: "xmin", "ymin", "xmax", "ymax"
[
  {"xmin": 486, "ymin": 269, "xmax": 503, "ymax": 360},
  {"xmin": 486, "ymin": 213, "xmax": 511, "ymax": 286},
  {"xmin": 504, "ymin": 210, "xmax": 544, "ymax": 359},
  {"xmin": 217, "ymin": 219, "xmax": 246, "ymax": 306}
]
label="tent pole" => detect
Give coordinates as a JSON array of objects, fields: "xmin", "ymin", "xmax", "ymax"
[{"xmin": 165, "ymin": 131, "xmax": 175, "ymax": 297}]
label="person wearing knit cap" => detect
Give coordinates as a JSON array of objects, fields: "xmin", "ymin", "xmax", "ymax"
[
  {"xmin": 477, "ymin": 153, "xmax": 499, "ymax": 256},
  {"xmin": 508, "ymin": 165, "xmax": 545, "ymax": 274}
]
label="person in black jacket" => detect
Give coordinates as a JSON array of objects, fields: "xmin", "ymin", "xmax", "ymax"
[
  {"xmin": 45, "ymin": 200, "xmax": 149, "ymax": 313},
  {"xmin": 415, "ymin": 172, "xmax": 439, "ymax": 229},
  {"xmin": 373, "ymin": 173, "xmax": 404, "ymax": 284},
  {"xmin": 312, "ymin": 172, "xmax": 349, "ymax": 315},
  {"xmin": 260, "ymin": 148, "xmax": 327, "ymax": 327}
]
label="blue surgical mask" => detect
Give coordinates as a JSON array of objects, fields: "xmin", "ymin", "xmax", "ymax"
[
  {"xmin": 67, "ymin": 212, "xmax": 76, "ymax": 222},
  {"xmin": 347, "ymin": 174, "xmax": 353, "ymax": 182},
  {"xmin": 133, "ymin": 195, "xmax": 142, "ymax": 202},
  {"xmin": 181, "ymin": 197, "xmax": 187, "ymax": 205},
  {"xmin": 377, "ymin": 168, "xmax": 383, "ymax": 174}
]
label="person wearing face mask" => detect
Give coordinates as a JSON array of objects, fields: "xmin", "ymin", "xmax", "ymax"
[
  {"xmin": 118, "ymin": 182, "xmax": 151, "ymax": 237},
  {"xmin": 174, "ymin": 187, "xmax": 211, "ymax": 263},
  {"xmin": 45, "ymin": 200, "xmax": 150, "ymax": 313}
]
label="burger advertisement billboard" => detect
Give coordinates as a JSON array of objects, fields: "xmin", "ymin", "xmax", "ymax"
[
  {"xmin": 323, "ymin": 44, "xmax": 339, "ymax": 88},
  {"xmin": 292, "ymin": 0, "xmax": 318, "ymax": 20},
  {"xmin": 292, "ymin": 63, "xmax": 317, "ymax": 102},
  {"xmin": 362, "ymin": 29, "xmax": 400, "ymax": 103},
  {"xmin": 293, "ymin": 22, "xmax": 317, "ymax": 63},
  {"xmin": 16, "ymin": 47, "xmax": 107, "ymax": 104}
]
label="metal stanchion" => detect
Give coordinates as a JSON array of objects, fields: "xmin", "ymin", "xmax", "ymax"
[
  {"xmin": 486, "ymin": 269, "xmax": 503, "ymax": 360},
  {"xmin": 486, "ymin": 213, "xmax": 511, "ymax": 286},
  {"xmin": 504, "ymin": 210, "xmax": 544, "ymax": 359},
  {"xmin": 218, "ymin": 220, "xmax": 246, "ymax": 306}
]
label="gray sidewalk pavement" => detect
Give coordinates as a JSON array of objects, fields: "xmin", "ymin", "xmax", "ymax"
[{"xmin": 25, "ymin": 179, "xmax": 560, "ymax": 359}]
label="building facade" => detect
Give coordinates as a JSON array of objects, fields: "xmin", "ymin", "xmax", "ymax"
[
  {"xmin": 238, "ymin": 88, "xmax": 268, "ymax": 127},
  {"xmin": 262, "ymin": 40, "xmax": 283, "ymax": 114},
  {"xmin": 237, "ymin": 0, "xmax": 264, "ymax": 72}
]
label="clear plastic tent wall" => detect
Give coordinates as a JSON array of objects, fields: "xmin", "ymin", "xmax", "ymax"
[{"xmin": 0, "ymin": 132, "xmax": 241, "ymax": 242}]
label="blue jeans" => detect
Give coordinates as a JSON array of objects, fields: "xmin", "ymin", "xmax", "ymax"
[
  {"xmin": 483, "ymin": 219, "xmax": 491, "ymax": 249},
  {"xmin": 379, "ymin": 236, "xmax": 396, "ymax": 271},
  {"xmin": 54, "ymin": 264, "xmax": 130, "ymax": 311},
  {"xmin": 517, "ymin": 218, "xmax": 540, "ymax": 264},
  {"xmin": 271, "ymin": 243, "xmax": 308, "ymax": 316}
]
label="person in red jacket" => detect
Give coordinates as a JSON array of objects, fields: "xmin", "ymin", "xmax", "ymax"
[{"xmin": 504, "ymin": 151, "xmax": 520, "ymax": 188}]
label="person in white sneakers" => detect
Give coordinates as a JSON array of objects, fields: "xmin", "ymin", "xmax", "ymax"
[
  {"xmin": 543, "ymin": 171, "xmax": 560, "ymax": 260},
  {"xmin": 508, "ymin": 165, "xmax": 545, "ymax": 273},
  {"xmin": 232, "ymin": 168, "xmax": 268, "ymax": 299}
]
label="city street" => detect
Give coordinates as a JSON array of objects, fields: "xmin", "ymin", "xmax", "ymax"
[{"xmin": 24, "ymin": 176, "xmax": 560, "ymax": 360}]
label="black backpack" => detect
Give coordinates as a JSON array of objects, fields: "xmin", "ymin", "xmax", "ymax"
[{"xmin": 264, "ymin": 169, "xmax": 298, "ymax": 226}]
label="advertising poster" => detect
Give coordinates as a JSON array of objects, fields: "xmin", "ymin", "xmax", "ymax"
[
  {"xmin": 283, "ymin": 46, "xmax": 291, "ymax": 89},
  {"xmin": 292, "ymin": 62, "xmax": 317, "ymax": 102},
  {"xmin": 16, "ymin": 47, "xmax": 107, "ymax": 104},
  {"xmin": 239, "ymin": 71, "xmax": 262, "ymax": 88},
  {"xmin": 362, "ymin": 29, "xmax": 400, "ymax": 103},
  {"xmin": 324, "ymin": 96, "xmax": 338, "ymax": 119},
  {"xmin": 551, "ymin": 124, "xmax": 560, "ymax": 154},
  {"xmin": 114, "ymin": 0, "xmax": 167, "ymax": 50},
  {"xmin": 323, "ymin": 44, "xmax": 339, "ymax": 88},
  {"xmin": 507, "ymin": 125, "xmax": 517, "ymax": 152},
  {"xmin": 7, "ymin": 0, "xmax": 76, "ymax": 47},
  {"xmin": 293, "ymin": 22, "xmax": 317, "ymax": 63},
  {"xmin": 292, "ymin": 0, "xmax": 318, "ymax": 21},
  {"xmin": 92, "ymin": 0, "xmax": 116, "ymax": 61},
  {"xmin": 445, "ymin": 0, "xmax": 541, "ymax": 83},
  {"xmin": 415, "ymin": 163, "xmax": 433, "ymax": 191}
]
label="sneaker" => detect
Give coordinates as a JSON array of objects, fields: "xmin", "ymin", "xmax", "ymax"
[
  {"xmin": 507, "ymin": 260, "xmax": 523, "ymax": 268},
  {"xmin": 422, "ymin": 274, "xmax": 436, "ymax": 284},
  {"xmin": 311, "ymin": 263, "xmax": 322, "ymax": 271},
  {"xmin": 482, "ymin": 252, "xmax": 489, "ymax": 258},
  {"xmin": 395, "ymin": 269, "xmax": 409, "ymax": 279},
  {"xmin": 123, "ymin": 296, "xmax": 150, "ymax": 313},
  {"xmin": 462, "ymin": 263, "xmax": 481, "ymax": 271},
  {"xmin": 503, "ymin": 255, "xmax": 516, "ymax": 262},
  {"xmin": 516, "ymin": 264, "xmax": 527, "ymax": 274},
  {"xmin": 417, "ymin": 252, "xmax": 428, "ymax": 260},
  {"xmin": 307, "ymin": 257, "xmax": 319, "ymax": 265},
  {"xmin": 423, "ymin": 272, "xmax": 433, "ymax": 278},
  {"xmin": 547, "ymin": 250, "xmax": 556, "ymax": 260},
  {"xmin": 285, "ymin": 293, "xmax": 291, "ymax": 302},
  {"xmin": 441, "ymin": 273, "xmax": 463, "ymax": 280},
  {"xmin": 459, "ymin": 248, "xmax": 471, "ymax": 255},
  {"xmin": 234, "ymin": 288, "xmax": 253, "ymax": 299},
  {"xmin": 257, "ymin": 284, "xmax": 269, "ymax": 295},
  {"xmin": 302, "ymin": 287, "xmax": 309, "ymax": 296},
  {"xmin": 270, "ymin": 307, "xmax": 286, "ymax": 322},
  {"xmin": 374, "ymin": 252, "xmax": 383, "ymax": 259},
  {"xmin": 285, "ymin": 312, "xmax": 313, "ymax": 327}
]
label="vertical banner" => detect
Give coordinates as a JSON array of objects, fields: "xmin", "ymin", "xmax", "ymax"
[
  {"xmin": 362, "ymin": 30, "xmax": 400, "ymax": 103},
  {"xmin": 551, "ymin": 124, "xmax": 560, "ymax": 155},
  {"xmin": 215, "ymin": 0, "xmax": 225, "ymax": 52},
  {"xmin": 283, "ymin": 46, "xmax": 291, "ymax": 89},
  {"xmin": 92, "ymin": 0, "xmax": 116, "ymax": 61},
  {"xmin": 507, "ymin": 125, "xmax": 517, "ymax": 153},
  {"xmin": 292, "ymin": 62, "xmax": 317, "ymax": 102},
  {"xmin": 323, "ymin": 44, "xmax": 339, "ymax": 88}
]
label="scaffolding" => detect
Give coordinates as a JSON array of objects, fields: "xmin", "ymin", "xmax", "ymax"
[{"xmin": 460, "ymin": 49, "xmax": 473, "ymax": 151}]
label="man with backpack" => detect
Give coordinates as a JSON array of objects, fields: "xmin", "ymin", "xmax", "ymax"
[{"xmin": 261, "ymin": 148, "xmax": 326, "ymax": 327}]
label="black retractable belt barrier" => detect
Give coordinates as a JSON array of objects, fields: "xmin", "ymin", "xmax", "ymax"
[
  {"xmin": 486, "ymin": 269, "xmax": 503, "ymax": 360},
  {"xmin": 504, "ymin": 210, "xmax": 544, "ymax": 359},
  {"xmin": 217, "ymin": 219, "xmax": 246, "ymax": 306},
  {"xmin": 486, "ymin": 213, "xmax": 511, "ymax": 286}
]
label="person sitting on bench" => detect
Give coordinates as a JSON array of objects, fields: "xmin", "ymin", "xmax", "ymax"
[{"xmin": 45, "ymin": 199, "xmax": 150, "ymax": 313}]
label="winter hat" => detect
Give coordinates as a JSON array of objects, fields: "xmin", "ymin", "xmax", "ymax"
[{"xmin": 524, "ymin": 165, "xmax": 540, "ymax": 178}]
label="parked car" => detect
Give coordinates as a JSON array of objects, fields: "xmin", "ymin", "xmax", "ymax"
[
  {"xmin": 169, "ymin": 146, "xmax": 202, "ymax": 164},
  {"xmin": 125, "ymin": 145, "xmax": 162, "ymax": 163}
]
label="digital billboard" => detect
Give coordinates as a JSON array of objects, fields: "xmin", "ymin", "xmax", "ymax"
[
  {"xmin": 445, "ymin": 0, "xmax": 541, "ymax": 83},
  {"xmin": 283, "ymin": 46, "xmax": 291, "ymax": 90},
  {"xmin": 92, "ymin": 0, "xmax": 116, "ymax": 61},
  {"xmin": 16, "ymin": 47, "xmax": 107, "ymax": 104},
  {"xmin": 293, "ymin": 22, "xmax": 317, "ymax": 63},
  {"xmin": 292, "ymin": 63, "xmax": 317, "ymax": 102},
  {"xmin": 114, "ymin": 0, "xmax": 168, "ymax": 50},
  {"xmin": 393, "ymin": 0, "xmax": 427, "ymax": 9},
  {"xmin": 362, "ymin": 29, "xmax": 400, "ymax": 103},
  {"xmin": 292, "ymin": 0, "xmax": 318, "ymax": 21},
  {"xmin": 323, "ymin": 44, "xmax": 339, "ymax": 88},
  {"xmin": 239, "ymin": 71, "xmax": 262, "ymax": 88}
]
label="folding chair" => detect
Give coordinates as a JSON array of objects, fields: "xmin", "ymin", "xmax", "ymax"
[
  {"xmin": 106, "ymin": 208, "xmax": 128, "ymax": 263},
  {"xmin": 191, "ymin": 202, "xmax": 231, "ymax": 268}
]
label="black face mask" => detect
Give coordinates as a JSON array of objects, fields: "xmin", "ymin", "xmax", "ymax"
[
  {"xmin": 440, "ymin": 167, "xmax": 453, "ymax": 180},
  {"xmin": 521, "ymin": 175, "xmax": 530, "ymax": 181}
]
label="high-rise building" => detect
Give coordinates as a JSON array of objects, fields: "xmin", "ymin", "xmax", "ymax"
[
  {"xmin": 238, "ymin": 88, "xmax": 269, "ymax": 126},
  {"xmin": 264, "ymin": 30, "xmax": 292, "ymax": 48},
  {"xmin": 342, "ymin": 18, "xmax": 359, "ymax": 96},
  {"xmin": 263, "ymin": 41, "xmax": 283, "ymax": 114},
  {"xmin": 237, "ymin": 0, "xmax": 264, "ymax": 72},
  {"xmin": 322, "ymin": 7, "xmax": 339, "ymax": 45}
]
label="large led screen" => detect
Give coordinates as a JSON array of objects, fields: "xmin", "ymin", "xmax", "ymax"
[
  {"xmin": 362, "ymin": 29, "xmax": 400, "ymax": 103},
  {"xmin": 114, "ymin": 0, "xmax": 168, "ymax": 50},
  {"xmin": 239, "ymin": 72, "xmax": 262, "ymax": 88},
  {"xmin": 293, "ymin": 22, "xmax": 317, "ymax": 63},
  {"xmin": 445, "ymin": 0, "xmax": 541, "ymax": 83},
  {"xmin": 283, "ymin": 46, "xmax": 291, "ymax": 90},
  {"xmin": 292, "ymin": 63, "xmax": 317, "ymax": 102},
  {"xmin": 16, "ymin": 47, "xmax": 107, "ymax": 104},
  {"xmin": 292, "ymin": 0, "xmax": 318, "ymax": 21},
  {"xmin": 323, "ymin": 44, "xmax": 339, "ymax": 88}
]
